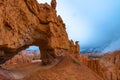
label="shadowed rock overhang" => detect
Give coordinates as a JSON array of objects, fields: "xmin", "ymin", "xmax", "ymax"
[{"xmin": 0, "ymin": 0, "xmax": 80, "ymax": 64}]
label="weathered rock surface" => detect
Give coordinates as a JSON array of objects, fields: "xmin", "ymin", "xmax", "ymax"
[
  {"xmin": 79, "ymin": 51, "xmax": 120, "ymax": 80},
  {"xmin": 69, "ymin": 40, "xmax": 80, "ymax": 54},
  {"xmin": 100, "ymin": 51, "xmax": 120, "ymax": 80},
  {"xmin": 51, "ymin": 0, "xmax": 56, "ymax": 9},
  {"xmin": 0, "ymin": 0, "xmax": 79, "ymax": 64},
  {"xmin": 3, "ymin": 50, "xmax": 40, "ymax": 66},
  {"xmin": 78, "ymin": 54, "xmax": 104, "ymax": 78}
]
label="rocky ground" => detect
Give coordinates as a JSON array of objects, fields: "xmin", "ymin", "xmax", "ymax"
[
  {"xmin": 0, "ymin": 50, "xmax": 120, "ymax": 80},
  {"xmin": 2, "ymin": 50, "xmax": 40, "ymax": 69},
  {"xmin": 0, "ymin": 52, "xmax": 103, "ymax": 80}
]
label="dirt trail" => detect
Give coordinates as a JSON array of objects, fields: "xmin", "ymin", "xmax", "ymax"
[
  {"xmin": 0, "ymin": 56, "xmax": 64, "ymax": 80},
  {"xmin": 0, "ymin": 68, "xmax": 24, "ymax": 80},
  {"xmin": 23, "ymin": 54, "xmax": 103, "ymax": 80},
  {"xmin": 0, "ymin": 54, "xmax": 103, "ymax": 80}
]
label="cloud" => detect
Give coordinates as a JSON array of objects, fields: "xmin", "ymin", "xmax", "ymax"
[{"xmin": 103, "ymin": 38, "xmax": 120, "ymax": 53}]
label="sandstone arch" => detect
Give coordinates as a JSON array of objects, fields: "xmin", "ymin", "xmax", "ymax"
[
  {"xmin": 0, "ymin": 0, "xmax": 70, "ymax": 64},
  {"xmin": 0, "ymin": 0, "xmax": 80, "ymax": 65}
]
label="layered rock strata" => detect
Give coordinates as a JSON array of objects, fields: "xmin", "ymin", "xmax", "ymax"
[{"xmin": 0, "ymin": 0, "xmax": 80, "ymax": 64}]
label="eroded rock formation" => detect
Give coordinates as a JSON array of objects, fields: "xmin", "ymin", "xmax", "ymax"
[
  {"xmin": 79, "ymin": 51, "xmax": 120, "ymax": 80},
  {"xmin": 4, "ymin": 50, "xmax": 40, "ymax": 66},
  {"xmin": 78, "ymin": 54, "xmax": 104, "ymax": 78},
  {"xmin": 100, "ymin": 51, "xmax": 120, "ymax": 80},
  {"xmin": 69, "ymin": 40, "xmax": 80, "ymax": 54},
  {"xmin": 51, "ymin": 0, "xmax": 56, "ymax": 9},
  {"xmin": 0, "ymin": 0, "xmax": 79, "ymax": 65}
]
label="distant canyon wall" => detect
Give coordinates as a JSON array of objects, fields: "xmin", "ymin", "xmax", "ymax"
[
  {"xmin": 79, "ymin": 52, "xmax": 120, "ymax": 80},
  {"xmin": 2, "ymin": 50, "xmax": 40, "ymax": 69}
]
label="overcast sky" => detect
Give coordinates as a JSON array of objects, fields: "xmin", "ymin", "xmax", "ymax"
[{"xmin": 35, "ymin": 0, "xmax": 120, "ymax": 52}]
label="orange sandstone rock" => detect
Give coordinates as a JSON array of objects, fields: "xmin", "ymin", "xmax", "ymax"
[{"xmin": 0, "ymin": 0, "xmax": 78, "ymax": 65}]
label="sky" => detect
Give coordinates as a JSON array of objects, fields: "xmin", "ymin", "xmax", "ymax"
[
  {"xmin": 26, "ymin": 46, "xmax": 39, "ymax": 51},
  {"xmin": 29, "ymin": 0, "xmax": 120, "ymax": 52}
]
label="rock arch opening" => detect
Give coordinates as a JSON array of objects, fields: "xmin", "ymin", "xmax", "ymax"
[
  {"xmin": 26, "ymin": 46, "xmax": 40, "ymax": 54},
  {"xmin": 26, "ymin": 46, "xmax": 41, "ymax": 62},
  {"xmin": 2, "ymin": 46, "xmax": 41, "ymax": 66},
  {"xmin": 0, "ymin": 0, "xmax": 70, "ymax": 65}
]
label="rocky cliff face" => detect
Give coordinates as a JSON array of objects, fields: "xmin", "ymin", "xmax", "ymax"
[
  {"xmin": 79, "ymin": 51, "xmax": 120, "ymax": 80},
  {"xmin": 0, "ymin": 0, "xmax": 79, "ymax": 64},
  {"xmin": 3, "ymin": 50, "xmax": 40, "ymax": 66},
  {"xmin": 100, "ymin": 51, "xmax": 120, "ymax": 80},
  {"xmin": 78, "ymin": 55, "xmax": 104, "ymax": 78}
]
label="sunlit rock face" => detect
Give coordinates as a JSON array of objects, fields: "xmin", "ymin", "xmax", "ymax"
[
  {"xmin": 3, "ymin": 50, "xmax": 40, "ymax": 67},
  {"xmin": 78, "ymin": 54, "xmax": 104, "ymax": 78},
  {"xmin": 100, "ymin": 51, "xmax": 120, "ymax": 80},
  {"xmin": 0, "ymin": 0, "xmax": 76, "ymax": 64},
  {"xmin": 79, "ymin": 51, "xmax": 120, "ymax": 80}
]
